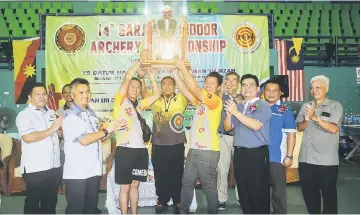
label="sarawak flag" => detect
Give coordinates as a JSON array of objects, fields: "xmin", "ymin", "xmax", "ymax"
[
  {"xmin": 13, "ymin": 38, "xmax": 40, "ymax": 104},
  {"xmin": 274, "ymin": 39, "xmax": 305, "ymax": 102}
]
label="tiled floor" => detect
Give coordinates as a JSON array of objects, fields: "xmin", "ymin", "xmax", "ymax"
[{"xmin": 0, "ymin": 161, "xmax": 359, "ymax": 214}]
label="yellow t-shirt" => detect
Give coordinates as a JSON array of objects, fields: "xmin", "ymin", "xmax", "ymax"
[
  {"xmin": 113, "ymin": 91, "xmax": 149, "ymax": 148},
  {"xmin": 190, "ymin": 90, "xmax": 222, "ymax": 151}
]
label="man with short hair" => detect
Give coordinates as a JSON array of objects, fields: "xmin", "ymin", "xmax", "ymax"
[
  {"xmin": 296, "ymin": 75, "xmax": 343, "ymax": 214},
  {"xmin": 16, "ymin": 82, "xmax": 63, "ymax": 214},
  {"xmin": 112, "ymin": 50, "xmax": 161, "ymax": 215},
  {"xmin": 217, "ymin": 72, "xmax": 242, "ymax": 210},
  {"xmin": 62, "ymin": 78, "xmax": 126, "ymax": 214},
  {"xmin": 264, "ymin": 79, "xmax": 296, "ymax": 214},
  {"xmin": 175, "ymin": 61, "xmax": 223, "ymax": 214},
  {"xmin": 56, "ymin": 84, "xmax": 72, "ymax": 117},
  {"xmin": 141, "ymin": 74, "xmax": 190, "ymax": 214},
  {"xmin": 224, "ymin": 74, "xmax": 272, "ymax": 214}
]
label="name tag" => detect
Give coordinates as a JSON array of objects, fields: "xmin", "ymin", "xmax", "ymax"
[{"xmin": 321, "ymin": 112, "xmax": 330, "ymax": 117}]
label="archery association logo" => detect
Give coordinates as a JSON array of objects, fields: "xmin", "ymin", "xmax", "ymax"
[
  {"xmin": 232, "ymin": 22, "xmax": 261, "ymax": 53},
  {"xmin": 55, "ymin": 24, "xmax": 85, "ymax": 54}
]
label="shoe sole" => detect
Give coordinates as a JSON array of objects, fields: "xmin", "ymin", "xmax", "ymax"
[{"xmin": 218, "ymin": 208, "xmax": 226, "ymax": 211}]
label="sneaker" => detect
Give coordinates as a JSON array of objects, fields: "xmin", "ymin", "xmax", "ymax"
[
  {"xmin": 173, "ymin": 204, "xmax": 181, "ymax": 214},
  {"xmin": 218, "ymin": 202, "xmax": 227, "ymax": 211},
  {"xmin": 155, "ymin": 203, "xmax": 167, "ymax": 214}
]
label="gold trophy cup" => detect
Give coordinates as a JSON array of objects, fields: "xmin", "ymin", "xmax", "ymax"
[{"xmin": 142, "ymin": 6, "xmax": 190, "ymax": 69}]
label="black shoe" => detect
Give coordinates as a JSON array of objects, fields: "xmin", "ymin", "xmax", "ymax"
[
  {"xmin": 218, "ymin": 202, "xmax": 226, "ymax": 211},
  {"xmin": 173, "ymin": 204, "xmax": 181, "ymax": 214},
  {"xmin": 95, "ymin": 208, "xmax": 102, "ymax": 214},
  {"xmin": 155, "ymin": 203, "xmax": 167, "ymax": 214}
]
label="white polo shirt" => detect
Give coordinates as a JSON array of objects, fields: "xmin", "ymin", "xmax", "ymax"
[
  {"xmin": 16, "ymin": 103, "xmax": 60, "ymax": 174},
  {"xmin": 62, "ymin": 103, "xmax": 102, "ymax": 179}
]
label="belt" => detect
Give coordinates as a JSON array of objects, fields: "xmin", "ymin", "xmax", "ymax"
[
  {"xmin": 233, "ymin": 145, "xmax": 267, "ymax": 151},
  {"xmin": 218, "ymin": 131, "xmax": 234, "ymax": 136}
]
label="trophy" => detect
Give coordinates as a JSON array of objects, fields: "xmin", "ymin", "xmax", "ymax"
[{"xmin": 142, "ymin": 5, "xmax": 190, "ymax": 69}]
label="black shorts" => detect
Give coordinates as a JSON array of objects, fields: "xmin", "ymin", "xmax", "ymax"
[{"xmin": 115, "ymin": 146, "xmax": 149, "ymax": 185}]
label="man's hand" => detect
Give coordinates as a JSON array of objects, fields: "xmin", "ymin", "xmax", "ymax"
[
  {"xmin": 225, "ymin": 110, "xmax": 232, "ymax": 118},
  {"xmin": 175, "ymin": 60, "xmax": 187, "ymax": 71},
  {"xmin": 305, "ymin": 105, "xmax": 316, "ymax": 121},
  {"xmin": 138, "ymin": 68, "xmax": 147, "ymax": 79},
  {"xmin": 224, "ymin": 99, "xmax": 238, "ymax": 116},
  {"xmin": 50, "ymin": 116, "xmax": 63, "ymax": 133},
  {"xmin": 106, "ymin": 119, "xmax": 126, "ymax": 133},
  {"xmin": 114, "ymin": 119, "xmax": 127, "ymax": 131},
  {"xmin": 147, "ymin": 68, "xmax": 158, "ymax": 78},
  {"xmin": 140, "ymin": 49, "xmax": 151, "ymax": 61},
  {"xmin": 282, "ymin": 157, "xmax": 293, "ymax": 167}
]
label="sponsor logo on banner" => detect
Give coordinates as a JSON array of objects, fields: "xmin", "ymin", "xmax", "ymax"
[
  {"xmin": 357, "ymin": 67, "xmax": 360, "ymax": 84},
  {"xmin": 232, "ymin": 22, "xmax": 261, "ymax": 53},
  {"xmin": 55, "ymin": 24, "xmax": 86, "ymax": 54}
]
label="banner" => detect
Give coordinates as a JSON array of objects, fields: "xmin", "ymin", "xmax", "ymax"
[
  {"xmin": 13, "ymin": 37, "xmax": 40, "ymax": 104},
  {"xmin": 45, "ymin": 15, "xmax": 269, "ymax": 126}
]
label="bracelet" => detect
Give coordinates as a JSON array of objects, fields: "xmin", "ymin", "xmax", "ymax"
[{"xmin": 286, "ymin": 155, "xmax": 293, "ymax": 160}]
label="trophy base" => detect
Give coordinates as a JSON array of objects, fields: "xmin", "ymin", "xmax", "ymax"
[{"xmin": 141, "ymin": 60, "xmax": 191, "ymax": 69}]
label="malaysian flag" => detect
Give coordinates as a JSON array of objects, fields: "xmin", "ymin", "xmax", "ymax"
[{"xmin": 274, "ymin": 39, "xmax": 305, "ymax": 102}]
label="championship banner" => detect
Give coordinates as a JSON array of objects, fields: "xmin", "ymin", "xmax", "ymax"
[{"xmin": 45, "ymin": 15, "xmax": 269, "ymax": 126}]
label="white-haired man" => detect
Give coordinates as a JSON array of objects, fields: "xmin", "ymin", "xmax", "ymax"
[{"xmin": 296, "ymin": 75, "xmax": 343, "ymax": 214}]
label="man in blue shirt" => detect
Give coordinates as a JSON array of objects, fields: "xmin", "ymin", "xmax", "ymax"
[
  {"xmin": 217, "ymin": 72, "xmax": 242, "ymax": 210},
  {"xmin": 224, "ymin": 74, "xmax": 272, "ymax": 214},
  {"xmin": 264, "ymin": 79, "xmax": 296, "ymax": 214}
]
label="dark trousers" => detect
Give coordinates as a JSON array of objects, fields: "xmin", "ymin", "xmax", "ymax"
[
  {"xmin": 23, "ymin": 167, "xmax": 61, "ymax": 214},
  {"xmin": 152, "ymin": 143, "xmax": 185, "ymax": 205},
  {"xmin": 270, "ymin": 162, "xmax": 287, "ymax": 214},
  {"xmin": 299, "ymin": 162, "xmax": 338, "ymax": 214},
  {"xmin": 64, "ymin": 176, "xmax": 100, "ymax": 214},
  {"xmin": 234, "ymin": 145, "xmax": 270, "ymax": 214}
]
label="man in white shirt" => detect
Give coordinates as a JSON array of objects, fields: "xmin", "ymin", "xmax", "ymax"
[
  {"xmin": 16, "ymin": 82, "xmax": 63, "ymax": 214},
  {"xmin": 62, "ymin": 78, "xmax": 126, "ymax": 214}
]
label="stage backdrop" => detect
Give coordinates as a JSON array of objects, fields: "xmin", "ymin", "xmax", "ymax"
[{"xmin": 45, "ymin": 15, "xmax": 269, "ymax": 127}]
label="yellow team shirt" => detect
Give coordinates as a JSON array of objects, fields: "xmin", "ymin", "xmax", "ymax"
[
  {"xmin": 113, "ymin": 91, "xmax": 149, "ymax": 148},
  {"xmin": 190, "ymin": 89, "xmax": 222, "ymax": 151}
]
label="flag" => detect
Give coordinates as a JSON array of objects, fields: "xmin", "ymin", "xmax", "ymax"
[
  {"xmin": 274, "ymin": 39, "xmax": 305, "ymax": 102},
  {"xmin": 286, "ymin": 39, "xmax": 304, "ymax": 70},
  {"xmin": 13, "ymin": 38, "xmax": 40, "ymax": 104}
]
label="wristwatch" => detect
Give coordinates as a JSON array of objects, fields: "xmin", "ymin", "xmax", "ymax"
[
  {"xmin": 101, "ymin": 128, "xmax": 109, "ymax": 137},
  {"xmin": 286, "ymin": 155, "xmax": 293, "ymax": 160},
  {"xmin": 315, "ymin": 116, "xmax": 320, "ymax": 125}
]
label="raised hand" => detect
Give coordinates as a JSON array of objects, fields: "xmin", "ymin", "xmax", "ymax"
[
  {"xmin": 138, "ymin": 68, "xmax": 147, "ymax": 79},
  {"xmin": 140, "ymin": 49, "xmax": 151, "ymax": 61},
  {"xmin": 175, "ymin": 60, "xmax": 186, "ymax": 71}
]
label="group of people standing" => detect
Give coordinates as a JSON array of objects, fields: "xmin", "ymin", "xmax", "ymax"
[{"xmin": 16, "ymin": 49, "xmax": 343, "ymax": 214}]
